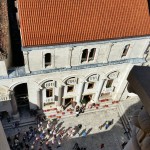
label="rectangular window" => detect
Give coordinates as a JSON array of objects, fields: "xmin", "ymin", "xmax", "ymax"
[
  {"xmin": 106, "ymin": 79, "xmax": 113, "ymax": 88},
  {"xmin": 87, "ymin": 82, "xmax": 94, "ymax": 89},
  {"xmin": 81, "ymin": 49, "xmax": 88, "ymax": 63},
  {"xmin": 67, "ymin": 85, "xmax": 74, "ymax": 92},
  {"xmin": 88, "ymin": 48, "xmax": 96, "ymax": 61},
  {"xmin": 46, "ymin": 88, "xmax": 53, "ymax": 97},
  {"xmin": 121, "ymin": 44, "xmax": 130, "ymax": 57},
  {"xmin": 45, "ymin": 53, "xmax": 51, "ymax": 67}
]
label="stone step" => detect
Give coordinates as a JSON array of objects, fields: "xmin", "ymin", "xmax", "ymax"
[
  {"xmin": 3, "ymin": 120, "xmax": 37, "ymax": 130},
  {"xmin": 117, "ymin": 104, "xmax": 131, "ymax": 139},
  {"xmin": 46, "ymin": 105, "xmax": 117, "ymax": 120}
]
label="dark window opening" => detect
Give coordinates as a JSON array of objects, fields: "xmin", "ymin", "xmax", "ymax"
[
  {"xmin": 46, "ymin": 89, "xmax": 53, "ymax": 97},
  {"xmin": 88, "ymin": 48, "xmax": 96, "ymax": 61},
  {"xmin": 64, "ymin": 98, "xmax": 72, "ymax": 106},
  {"xmin": 81, "ymin": 49, "xmax": 88, "ymax": 63},
  {"xmin": 67, "ymin": 85, "xmax": 74, "ymax": 92},
  {"xmin": 45, "ymin": 53, "xmax": 51, "ymax": 67},
  {"xmin": 14, "ymin": 83, "xmax": 29, "ymax": 108},
  {"xmin": 106, "ymin": 79, "xmax": 113, "ymax": 88},
  {"xmin": 81, "ymin": 95, "xmax": 92, "ymax": 104},
  {"xmin": 87, "ymin": 82, "xmax": 94, "ymax": 89},
  {"xmin": 121, "ymin": 44, "xmax": 130, "ymax": 57}
]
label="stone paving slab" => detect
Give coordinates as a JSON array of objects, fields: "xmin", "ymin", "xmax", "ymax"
[
  {"xmin": 121, "ymin": 96, "xmax": 142, "ymax": 119},
  {"xmin": 5, "ymin": 108, "xmax": 128, "ymax": 150}
]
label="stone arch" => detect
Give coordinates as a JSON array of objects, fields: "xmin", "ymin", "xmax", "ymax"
[
  {"xmin": 100, "ymin": 70, "xmax": 119, "ymax": 99},
  {"xmin": 62, "ymin": 75, "xmax": 79, "ymax": 85},
  {"xmin": 9, "ymin": 81, "xmax": 27, "ymax": 91},
  {"xmin": 84, "ymin": 73, "xmax": 100, "ymax": 82},
  {"xmin": 0, "ymin": 85, "xmax": 9, "ymax": 94},
  {"xmin": 9, "ymin": 81, "xmax": 30, "ymax": 116},
  {"xmin": 38, "ymin": 78, "xmax": 55, "ymax": 87},
  {"xmin": 105, "ymin": 70, "xmax": 119, "ymax": 79}
]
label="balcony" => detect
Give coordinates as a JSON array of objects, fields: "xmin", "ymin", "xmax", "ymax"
[{"xmin": 44, "ymin": 97, "xmax": 54, "ymax": 103}]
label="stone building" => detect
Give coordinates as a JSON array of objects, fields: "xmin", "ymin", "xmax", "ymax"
[
  {"xmin": 0, "ymin": 0, "xmax": 150, "ymax": 119},
  {"xmin": 125, "ymin": 66, "xmax": 150, "ymax": 150}
]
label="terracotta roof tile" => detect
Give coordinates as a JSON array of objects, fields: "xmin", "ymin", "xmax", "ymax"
[{"xmin": 18, "ymin": 0, "xmax": 150, "ymax": 47}]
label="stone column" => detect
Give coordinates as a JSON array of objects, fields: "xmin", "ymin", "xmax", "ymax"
[
  {"xmin": 66, "ymin": 48, "xmax": 73, "ymax": 68},
  {"xmin": 56, "ymin": 86, "xmax": 64, "ymax": 106},
  {"xmin": 76, "ymin": 82, "xmax": 84, "ymax": 105},
  {"xmin": 113, "ymin": 64, "xmax": 132, "ymax": 100},
  {"xmin": 23, "ymin": 51, "xmax": 30, "ymax": 73},
  {"xmin": 10, "ymin": 91, "xmax": 19, "ymax": 117},
  {"xmin": 106, "ymin": 43, "xmax": 114, "ymax": 62},
  {"xmin": 87, "ymin": 49, "xmax": 90, "ymax": 62},
  {"xmin": 94, "ymin": 79, "xmax": 105, "ymax": 103},
  {"xmin": 37, "ymin": 89, "xmax": 42, "ymax": 109}
]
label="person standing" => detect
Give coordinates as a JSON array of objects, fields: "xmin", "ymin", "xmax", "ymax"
[
  {"xmin": 105, "ymin": 121, "xmax": 109, "ymax": 129},
  {"xmin": 51, "ymin": 136, "xmax": 55, "ymax": 145},
  {"xmin": 76, "ymin": 106, "xmax": 80, "ymax": 117},
  {"xmin": 57, "ymin": 133, "xmax": 62, "ymax": 148},
  {"xmin": 47, "ymin": 121, "xmax": 51, "ymax": 132},
  {"xmin": 7, "ymin": 116, "xmax": 11, "ymax": 123},
  {"xmin": 100, "ymin": 143, "xmax": 104, "ymax": 149},
  {"xmin": 73, "ymin": 142, "xmax": 80, "ymax": 150}
]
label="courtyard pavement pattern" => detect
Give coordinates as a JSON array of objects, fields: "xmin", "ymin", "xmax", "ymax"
[{"xmin": 5, "ymin": 108, "xmax": 128, "ymax": 150}]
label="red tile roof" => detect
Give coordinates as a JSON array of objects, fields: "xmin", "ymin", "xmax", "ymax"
[{"xmin": 18, "ymin": 0, "xmax": 150, "ymax": 47}]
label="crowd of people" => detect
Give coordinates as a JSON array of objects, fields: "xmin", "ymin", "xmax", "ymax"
[
  {"xmin": 7, "ymin": 118, "xmax": 89, "ymax": 150},
  {"xmin": 5, "ymin": 102, "xmax": 129, "ymax": 150}
]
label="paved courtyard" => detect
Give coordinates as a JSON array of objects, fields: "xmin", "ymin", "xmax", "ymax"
[{"xmin": 5, "ymin": 108, "xmax": 128, "ymax": 150}]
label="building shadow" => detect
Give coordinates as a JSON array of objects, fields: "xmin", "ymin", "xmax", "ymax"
[
  {"xmin": 7, "ymin": 0, "xmax": 24, "ymax": 67},
  {"xmin": 2, "ymin": 98, "xmax": 143, "ymax": 150}
]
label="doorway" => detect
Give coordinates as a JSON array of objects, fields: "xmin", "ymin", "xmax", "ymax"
[
  {"xmin": 0, "ymin": 111, "xmax": 9, "ymax": 121},
  {"xmin": 14, "ymin": 83, "xmax": 30, "ymax": 117},
  {"xmin": 64, "ymin": 98, "xmax": 74, "ymax": 109},
  {"xmin": 81, "ymin": 95, "xmax": 92, "ymax": 105}
]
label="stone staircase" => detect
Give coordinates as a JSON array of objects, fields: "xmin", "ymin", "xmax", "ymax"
[
  {"xmin": 2, "ymin": 116, "xmax": 37, "ymax": 130},
  {"xmin": 43, "ymin": 99, "xmax": 119, "ymax": 119},
  {"xmin": 2, "ymin": 99, "xmax": 122, "ymax": 130},
  {"xmin": 117, "ymin": 102, "xmax": 132, "ymax": 139}
]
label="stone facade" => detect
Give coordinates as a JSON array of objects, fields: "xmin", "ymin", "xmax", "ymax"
[
  {"xmin": 124, "ymin": 66, "xmax": 150, "ymax": 150},
  {"xmin": 0, "ymin": 37, "xmax": 149, "ymax": 117}
]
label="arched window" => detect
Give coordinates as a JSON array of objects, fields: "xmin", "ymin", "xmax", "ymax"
[
  {"xmin": 81, "ymin": 49, "xmax": 88, "ymax": 63},
  {"xmin": 88, "ymin": 48, "xmax": 96, "ymax": 61},
  {"xmin": 106, "ymin": 79, "xmax": 113, "ymax": 88},
  {"xmin": 45, "ymin": 53, "xmax": 51, "ymax": 67},
  {"xmin": 121, "ymin": 44, "xmax": 130, "ymax": 57},
  {"xmin": 46, "ymin": 88, "xmax": 53, "ymax": 97}
]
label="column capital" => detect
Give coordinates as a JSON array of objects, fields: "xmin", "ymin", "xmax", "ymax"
[
  {"xmin": 9, "ymin": 90, "xmax": 14, "ymax": 95},
  {"xmin": 23, "ymin": 51, "xmax": 29, "ymax": 55},
  {"xmin": 34, "ymin": 81, "xmax": 43, "ymax": 90},
  {"xmin": 23, "ymin": 51, "xmax": 30, "ymax": 73},
  {"xmin": 69, "ymin": 47, "xmax": 74, "ymax": 51}
]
